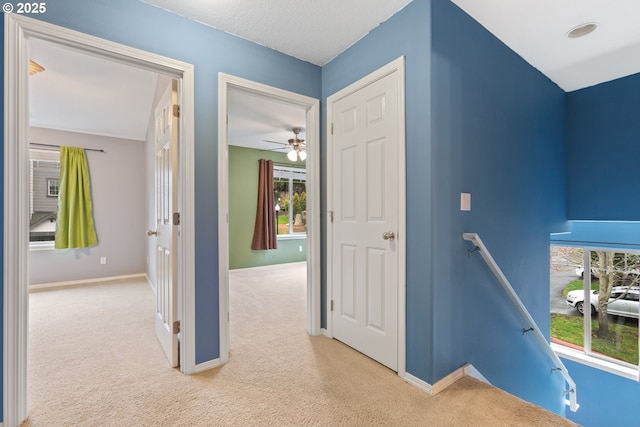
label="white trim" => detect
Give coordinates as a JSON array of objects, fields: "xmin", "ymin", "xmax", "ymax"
[
  {"xmin": 217, "ymin": 73, "xmax": 321, "ymax": 366},
  {"xmin": 29, "ymin": 273, "xmax": 148, "ymax": 292},
  {"xmin": 4, "ymin": 14, "xmax": 196, "ymax": 426},
  {"xmin": 403, "ymin": 372, "xmax": 434, "ymax": 395},
  {"xmin": 463, "ymin": 363, "xmax": 491, "ymax": 385},
  {"xmin": 326, "ymin": 56, "xmax": 407, "ymax": 377},
  {"xmin": 193, "ymin": 358, "xmax": 222, "ymax": 373},
  {"xmin": 403, "ymin": 364, "xmax": 489, "ymax": 396},
  {"xmin": 552, "ymin": 343, "xmax": 638, "ymax": 381}
]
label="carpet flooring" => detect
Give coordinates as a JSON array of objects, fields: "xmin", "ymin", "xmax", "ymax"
[{"xmin": 22, "ymin": 262, "xmax": 577, "ymax": 426}]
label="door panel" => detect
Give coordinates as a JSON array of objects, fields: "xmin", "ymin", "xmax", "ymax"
[
  {"xmin": 331, "ymin": 70, "xmax": 400, "ymax": 370},
  {"xmin": 152, "ymin": 81, "xmax": 179, "ymax": 367}
]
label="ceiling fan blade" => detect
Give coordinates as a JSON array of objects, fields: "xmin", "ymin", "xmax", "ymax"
[{"xmin": 263, "ymin": 139, "xmax": 288, "ymax": 146}]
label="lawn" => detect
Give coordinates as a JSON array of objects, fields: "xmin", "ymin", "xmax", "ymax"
[
  {"xmin": 551, "ymin": 313, "xmax": 639, "ymax": 365},
  {"xmin": 562, "ymin": 279, "xmax": 599, "ymax": 297}
]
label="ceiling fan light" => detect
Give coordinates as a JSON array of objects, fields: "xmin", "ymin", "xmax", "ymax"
[
  {"xmin": 299, "ymin": 150, "xmax": 307, "ymax": 161},
  {"xmin": 29, "ymin": 59, "xmax": 45, "ymax": 76},
  {"xmin": 287, "ymin": 150, "xmax": 297, "ymax": 161}
]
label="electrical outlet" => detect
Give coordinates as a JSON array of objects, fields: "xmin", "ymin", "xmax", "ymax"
[
  {"xmin": 299, "ymin": 245, "xmax": 303, "ymax": 252},
  {"xmin": 100, "ymin": 257, "xmax": 107, "ymax": 265}
]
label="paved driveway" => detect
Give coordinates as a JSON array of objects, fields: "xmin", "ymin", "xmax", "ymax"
[{"xmin": 550, "ymin": 269, "xmax": 578, "ymax": 315}]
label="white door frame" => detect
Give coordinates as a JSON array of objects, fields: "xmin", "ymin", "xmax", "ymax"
[
  {"xmin": 325, "ymin": 57, "xmax": 407, "ymax": 377},
  {"xmin": 3, "ymin": 14, "xmax": 196, "ymax": 426},
  {"xmin": 217, "ymin": 73, "xmax": 321, "ymax": 363}
]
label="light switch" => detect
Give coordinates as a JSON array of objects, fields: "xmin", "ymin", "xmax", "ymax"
[{"xmin": 460, "ymin": 193, "xmax": 471, "ymax": 211}]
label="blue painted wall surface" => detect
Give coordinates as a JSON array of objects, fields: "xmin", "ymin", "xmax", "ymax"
[
  {"xmin": 0, "ymin": 0, "xmax": 321, "ymax": 400},
  {"xmin": 562, "ymin": 359, "xmax": 638, "ymax": 426},
  {"xmin": 430, "ymin": 0, "xmax": 568, "ymax": 413},
  {"xmin": 322, "ymin": 0, "xmax": 433, "ymax": 383},
  {"xmin": 563, "ymin": 72, "xmax": 640, "ymax": 426},
  {"xmin": 567, "ymin": 72, "xmax": 640, "ymax": 221}
]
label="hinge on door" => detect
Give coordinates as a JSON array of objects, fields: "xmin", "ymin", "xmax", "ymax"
[
  {"xmin": 331, "ymin": 123, "xmax": 334, "ymax": 135},
  {"xmin": 328, "ymin": 211, "xmax": 334, "ymax": 223},
  {"xmin": 173, "ymin": 212, "xmax": 181, "ymax": 225},
  {"xmin": 173, "ymin": 320, "xmax": 181, "ymax": 334},
  {"xmin": 173, "ymin": 104, "xmax": 180, "ymax": 118},
  {"xmin": 331, "ymin": 300, "xmax": 334, "ymax": 311}
]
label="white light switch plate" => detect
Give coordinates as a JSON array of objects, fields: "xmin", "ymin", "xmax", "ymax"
[{"xmin": 460, "ymin": 193, "xmax": 471, "ymax": 211}]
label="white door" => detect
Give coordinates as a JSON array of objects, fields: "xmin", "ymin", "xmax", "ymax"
[
  {"xmin": 151, "ymin": 81, "xmax": 179, "ymax": 367},
  {"xmin": 330, "ymin": 68, "xmax": 401, "ymax": 371}
]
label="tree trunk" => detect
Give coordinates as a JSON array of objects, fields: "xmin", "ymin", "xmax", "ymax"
[{"xmin": 596, "ymin": 251, "xmax": 613, "ymax": 339}]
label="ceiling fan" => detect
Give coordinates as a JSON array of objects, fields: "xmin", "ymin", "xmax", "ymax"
[{"xmin": 263, "ymin": 127, "xmax": 307, "ymax": 161}]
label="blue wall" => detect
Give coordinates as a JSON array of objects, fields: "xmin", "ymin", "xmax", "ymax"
[
  {"xmin": 324, "ymin": 0, "xmax": 569, "ymax": 414},
  {"xmin": 562, "ymin": 70, "xmax": 640, "ymax": 427},
  {"xmin": 567, "ymin": 72, "xmax": 640, "ymax": 221},
  {"xmin": 1, "ymin": 0, "xmax": 320, "ymax": 407},
  {"xmin": 4, "ymin": 1, "xmax": 640, "ymax": 425},
  {"xmin": 430, "ymin": 0, "xmax": 568, "ymax": 413},
  {"xmin": 322, "ymin": 0, "xmax": 433, "ymax": 382}
]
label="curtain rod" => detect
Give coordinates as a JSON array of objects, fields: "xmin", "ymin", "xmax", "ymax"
[
  {"xmin": 259, "ymin": 160, "xmax": 302, "ymax": 167},
  {"xmin": 30, "ymin": 142, "xmax": 106, "ymax": 153}
]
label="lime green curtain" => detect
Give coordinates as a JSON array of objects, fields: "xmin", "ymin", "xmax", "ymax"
[{"xmin": 55, "ymin": 146, "xmax": 98, "ymax": 249}]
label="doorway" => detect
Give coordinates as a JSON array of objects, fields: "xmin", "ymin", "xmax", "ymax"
[
  {"xmin": 217, "ymin": 74, "xmax": 321, "ymax": 363},
  {"xmin": 4, "ymin": 14, "xmax": 196, "ymax": 426},
  {"xmin": 326, "ymin": 57, "xmax": 407, "ymax": 375}
]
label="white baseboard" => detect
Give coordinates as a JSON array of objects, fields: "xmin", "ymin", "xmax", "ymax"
[
  {"xmin": 321, "ymin": 327, "xmax": 331, "ymax": 338},
  {"xmin": 463, "ymin": 363, "xmax": 491, "ymax": 385},
  {"xmin": 403, "ymin": 372, "xmax": 434, "ymax": 394},
  {"xmin": 29, "ymin": 273, "xmax": 148, "ymax": 292},
  {"xmin": 404, "ymin": 363, "xmax": 488, "ymax": 396},
  {"xmin": 193, "ymin": 358, "xmax": 222, "ymax": 373}
]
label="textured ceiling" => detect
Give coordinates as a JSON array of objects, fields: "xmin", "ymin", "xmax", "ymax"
[{"xmin": 140, "ymin": 0, "xmax": 414, "ymax": 65}]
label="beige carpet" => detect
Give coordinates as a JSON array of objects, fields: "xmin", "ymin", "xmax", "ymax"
[{"xmin": 22, "ymin": 263, "xmax": 577, "ymax": 426}]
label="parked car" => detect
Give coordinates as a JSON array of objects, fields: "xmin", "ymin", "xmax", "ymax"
[{"xmin": 566, "ymin": 286, "xmax": 639, "ymax": 319}]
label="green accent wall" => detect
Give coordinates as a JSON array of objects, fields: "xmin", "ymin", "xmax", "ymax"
[{"xmin": 229, "ymin": 146, "xmax": 307, "ymax": 269}]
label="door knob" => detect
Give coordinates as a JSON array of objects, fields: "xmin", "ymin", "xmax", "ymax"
[
  {"xmin": 146, "ymin": 229, "xmax": 158, "ymax": 236},
  {"xmin": 382, "ymin": 231, "xmax": 395, "ymax": 241}
]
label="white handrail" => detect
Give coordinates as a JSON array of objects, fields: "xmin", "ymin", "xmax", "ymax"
[{"xmin": 462, "ymin": 233, "xmax": 578, "ymax": 412}]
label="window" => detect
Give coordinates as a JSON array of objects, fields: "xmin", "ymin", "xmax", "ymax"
[
  {"xmin": 550, "ymin": 246, "xmax": 639, "ymax": 377},
  {"xmin": 273, "ymin": 166, "xmax": 306, "ymax": 237},
  {"xmin": 30, "ymin": 149, "xmax": 59, "ymax": 243}
]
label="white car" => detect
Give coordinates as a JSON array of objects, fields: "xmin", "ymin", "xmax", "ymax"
[{"xmin": 566, "ymin": 286, "xmax": 639, "ymax": 319}]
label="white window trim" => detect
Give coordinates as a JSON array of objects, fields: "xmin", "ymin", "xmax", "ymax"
[
  {"xmin": 552, "ymin": 343, "xmax": 638, "ymax": 381},
  {"xmin": 551, "ymin": 244, "xmax": 640, "ymax": 382},
  {"xmin": 274, "ymin": 165, "xmax": 306, "ymax": 238}
]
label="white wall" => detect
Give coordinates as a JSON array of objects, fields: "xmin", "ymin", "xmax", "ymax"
[
  {"xmin": 29, "ymin": 127, "xmax": 147, "ymax": 284},
  {"xmin": 144, "ymin": 75, "xmax": 172, "ymax": 289}
]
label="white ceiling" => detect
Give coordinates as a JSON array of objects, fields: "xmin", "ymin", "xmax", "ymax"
[
  {"xmin": 140, "ymin": 0, "xmax": 414, "ymax": 66},
  {"xmin": 451, "ymin": 0, "xmax": 640, "ymax": 92},
  {"xmin": 29, "ymin": 38, "xmax": 158, "ymax": 141},
  {"xmin": 29, "ymin": 1, "xmax": 640, "ymax": 145}
]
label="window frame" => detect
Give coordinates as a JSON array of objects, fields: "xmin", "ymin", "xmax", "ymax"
[
  {"xmin": 551, "ymin": 244, "xmax": 640, "ymax": 381},
  {"xmin": 29, "ymin": 149, "xmax": 59, "ymax": 249},
  {"xmin": 273, "ymin": 165, "xmax": 307, "ymax": 239}
]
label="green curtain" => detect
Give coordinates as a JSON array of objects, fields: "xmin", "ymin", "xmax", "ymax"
[{"xmin": 55, "ymin": 146, "xmax": 98, "ymax": 249}]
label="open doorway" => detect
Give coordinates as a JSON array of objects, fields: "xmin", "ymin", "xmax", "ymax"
[
  {"xmin": 217, "ymin": 74, "xmax": 321, "ymax": 363},
  {"xmin": 4, "ymin": 14, "xmax": 196, "ymax": 426}
]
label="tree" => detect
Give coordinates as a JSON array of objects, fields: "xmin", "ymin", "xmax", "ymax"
[{"xmin": 591, "ymin": 251, "xmax": 640, "ymax": 339}]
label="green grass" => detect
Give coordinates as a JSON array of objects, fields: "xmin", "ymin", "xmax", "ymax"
[
  {"xmin": 562, "ymin": 279, "xmax": 599, "ymax": 297},
  {"xmin": 551, "ymin": 313, "xmax": 638, "ymax": 365}
]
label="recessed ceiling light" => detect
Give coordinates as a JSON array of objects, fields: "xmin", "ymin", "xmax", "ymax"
[{"xmin": 567, "ymin": 23, "xmax": 598, "ymax": 39}]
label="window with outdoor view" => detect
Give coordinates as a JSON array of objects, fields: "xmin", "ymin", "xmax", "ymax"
[
  {"xmin": 551, "ymin": 246, "xmax": 639, "ymax": 370},
  {"xmin": 30, "ymin": 148, "xmax": 60, "ymax": 243},
  {"xmin": 273, "ymin": 166, "xmax": 306, "ymax": 237}
]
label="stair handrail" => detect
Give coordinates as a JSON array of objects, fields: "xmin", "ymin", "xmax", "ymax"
[{"xmin": 462, "ymin": 233, "xmax": 578, "ymax": 412}]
